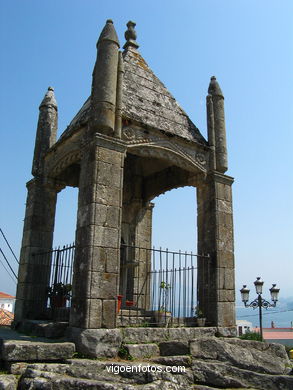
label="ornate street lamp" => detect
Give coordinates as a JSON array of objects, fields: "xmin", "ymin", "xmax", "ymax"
[{"xmin": 240, "ymin": 277, "xmax": 280, "ymax": 341}]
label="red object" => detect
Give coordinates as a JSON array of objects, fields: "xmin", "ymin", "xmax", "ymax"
[
  {"xmin": 126, "ymin": 300, "xmax": 135, "ymax": 307},
  {"xmin": 51, "ymin": 296, "xmax": 67, "ymax": 308},
  {"xmin": 117, "ymin": 295, "xmax": 123, "ymax": 313}
]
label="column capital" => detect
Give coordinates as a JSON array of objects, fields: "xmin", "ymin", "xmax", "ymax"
[
  {"xmin": 208, "ymin": 171, "xmax": 234, "ymax": 186},
  {"xmin": 26, "ymin": 177, "xmax": 64, "ymax": 193},
  {"xmin": 95, "ymin": 133, "xmax": 127, "ymax": 153}
]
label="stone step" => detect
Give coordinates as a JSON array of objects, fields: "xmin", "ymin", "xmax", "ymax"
[
  {"xmin": 158, "ymin": 341, "xmax": 190, "ymax": 356},
  {"xmin": 118, "ymin": 309, "xmax": 150, "ymax": 316},
  {"xmin": 0, "ymin": 339, "xmax": 75, "ymax": 362},
  {"xmin": 117, "ymin": 316, "xmax": 153, "ymax": 327},
  {"xmin": 124, "ymin": 343, "xmax": 160, "ymax": 359},
  {"xmin": 151, "ymin": 355, "xmax": 192, "ymax": 367},
  {"xmin": 16, "ymin": 319, "xmax": 69, "ymax": 339},
  {"xmin": 122, "ymin": 326, "xmax": 218, "ymax": 344}
]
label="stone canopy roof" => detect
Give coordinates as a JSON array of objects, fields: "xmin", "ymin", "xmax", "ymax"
[
  {"xmin": 62, "ymin": 23, "xmax": 206, "ymax": 146},
  {"xmin": 121, "ymin": 47, "xmax": 206, "ymax": 144}
]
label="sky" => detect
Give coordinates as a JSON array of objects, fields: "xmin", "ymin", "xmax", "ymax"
[{"xmin": 0, "ymin": 1, "xmax": 292, "ymax": 302}]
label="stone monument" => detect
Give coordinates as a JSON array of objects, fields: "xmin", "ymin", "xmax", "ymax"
[{"xmin": 15, "ymin": 20, "xmax": 235, "ymax": 330}]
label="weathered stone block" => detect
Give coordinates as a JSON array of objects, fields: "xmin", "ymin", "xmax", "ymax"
[
  {"xmin": 167, "ymin": 327, "xmax": 217, "ymax": 341},
  {"xmin": 68, "ymin": 327, "xmax": 122, "ymax": 358},
  {"xmin": 217, "ymin": 289, "xmax": 235, "ymax": 302},
  {"xmin": 70, "ymin": 298, "xmax": 97, "ymax": 328},
  {"xmin": 217, "ymin": 237, "xmax": 233, "ymax": 252},
  {"xmin": 102, "ymin": 300, "xmax": 117, "ymax": 328},
  {"xmin": 216, "ymin": 250, "xmax": 234, "ymax": 268},
  {"xmin": 77, "ymin": 184, "xmax": 95, "ymax": 207},
  {"xmin": 159, "ymin": 341, "xmax": 189, "ymax": 356},
  {"xmin": 76, "ymin": 225, "xmax": 120, "ymax": 249},
  {"xmin": 105, "ymin": 248, "xmax": 119, "ymax": 273},
  {"xmin": 0, "ymin": 374, "xmax": 18, "ymax": 390},
  {"xmin": 88, "ymin": 298, "xmax": 103, "ymax": 328},
  {"xmin": 97, "ymin": 161, "xmax": 123, "ymax": 188},
  {"xmin": 91, "ymin": 272, "xmax": 118, "ymax": 299},
  {"xmin": 218, "ymin": 268, "xmax": 234, "ymax": 290},
  {"xmin": 93, "ymin": 226, "xmax": 120, "ymax": 248},
  {"xmin": 152, "ymin": 355, "xmax": 192, "ymax": 367},
  {"xmin": 192, "ymin": 360, "xmax": 293, "ymax": 390},
  {"xmin": 98, "ymin": 147, "xmax": 123, "ymax": 165},
  {"xmin": 105, "ymin": 206, "xmax": 121, "ymax": 228},
  {"xmin": 216, "ymin": 199, "xmax": 232, "ymax": 214},
  {"xmin": 190, "ymin": 337, "xmax": 290, "ymax": 375},
  {"xmin": 76, "ymin": 203, "xmax": 96, "ymax": 227},
  {"xmin": 22, "ymin": 230, "xmax": 53, "ymax": 248},
  {"xmin": 9, "ymin": 362, "xmax": 29, "ymax": 375},
  {"xmin": 0, "ymin": 340, "xmax": 75, "ymax": 362},
  {"xmin": 96, "ymin": 184, "xmax": 121, "ymax": 207},
  {"xmin": 44, "ymin": 322, "xmax": 68, "ymax": 338},
  {"xmin": 216, "ymin": 326, "xmax": 237, "ymax": 337},
  {"xmin": 122, "ymin": 327, "xmax": 169, "ymax": 344},
  {"xmin": 216, "ymin": 302, "xmax": 235, "ymax": 327},
  {"xmin": 215, "ymin": 182, "xmax": 226, "ymax": 200},
  {"xmin": 125, "ymin": 343, "xmax": 159, "ymax": 358},
  {"xmin": 71, "ymin": 268, "xmax": 91, "ymax": 298}
]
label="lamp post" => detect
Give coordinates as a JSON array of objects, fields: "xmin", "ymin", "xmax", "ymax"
[{"xmin": 240, "ymin": 277, "xmax": 280, "ymax": 341}]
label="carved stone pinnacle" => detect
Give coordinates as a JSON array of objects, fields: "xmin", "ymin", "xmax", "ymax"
[{"xmin": 123, "ymin": 20, "xmax": 139, "ymax": 50}]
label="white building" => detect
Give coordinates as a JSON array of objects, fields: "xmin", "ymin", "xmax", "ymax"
[
  {"xmin": 0, "ymin": 292, "xmax": 15, "ymax": 313},
  {"xmin": 236, "ymin": 319, "xmax": 252, "ymax": 336}
]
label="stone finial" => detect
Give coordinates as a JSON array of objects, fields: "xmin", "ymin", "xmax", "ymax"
[
  {"xmin": 39, "ymin": 86, "xmax": 57, "ymax": 110},
  {"xmin": 208, "ymin": 76, "xmax": 223, "ymax": 98},
  {"xmin": 97, "ymin": 19, "xmax": 120, "ymax": 48},
  {"xmin": 33, "ymin": 87, "xmax": 58, "ymax": 176},
  {"xmin": 123, "ymin": 21, "xmax": 139, "ymax": 50}
]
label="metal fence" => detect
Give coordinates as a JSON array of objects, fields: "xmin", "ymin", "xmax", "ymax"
[
  {"xmin": 32, "ymin": 244, "xmax": 74, "ymax": 320},
  {"xmin": 48, "ymin": 244, "xmax": 75, "ymax": 295},
  {"xmin": 31, "ymin": 243, "xmax": 209, "ymax": 326},
  {"xmin": 118, "ymin": 244, "xmax": 209, "ymax": 327}
]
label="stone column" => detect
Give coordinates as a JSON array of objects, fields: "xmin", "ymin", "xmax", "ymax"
[
  {"xmin": 70, "ymin": 135, "xmax": 125, "ymax": 329},
  {"xmin": 15, "ymin": 178, "xmax": 57, "ymax": 322},
  {"xmin": 133, "ymin": 203, "xmax": 154, "ymax": 310},
  {"xmin": 197, "ymin": 172, "xmax": 235, "ymax": 327}
]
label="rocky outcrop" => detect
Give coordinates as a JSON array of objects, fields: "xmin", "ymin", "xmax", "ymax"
[
  {"xmin": 13, "ymin": 356, "xmax": 293, "ymax": 390},
  {"xmin": 17, "ymin": 360, "xmax": 194, "ymax": 389},
  {"xmin": 190, "ymin": 337, "xmax": 291, "ymax": 375},
  {"xmin": 192, "ymin": 360, "xmax": 293, "ymax": 390}
]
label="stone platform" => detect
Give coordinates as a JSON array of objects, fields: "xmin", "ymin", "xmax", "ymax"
[{"xmin": 0, "ymin": 326, "xmax": 293, "ymax": 389}]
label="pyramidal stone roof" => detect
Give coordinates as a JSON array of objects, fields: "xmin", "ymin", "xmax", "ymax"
[
  {"xmin": 63, "ymin": 21, "xmax": 206, "ymax": 145},
  {"xmin": 122, "ymin": 47, "xmax": 205, "ymax": 144}
]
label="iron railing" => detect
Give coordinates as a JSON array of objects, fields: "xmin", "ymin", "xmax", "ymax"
[
  {"xmin": 32, "ymin": 244, "xmax": 74, "ymax": 320},
  {"xmin": 31, "ymin": 243, "xmax": 209, "ymax": 326},
  {"xmin": 118, "ymin": 244, "xmax": 209, "ymax": 327}
]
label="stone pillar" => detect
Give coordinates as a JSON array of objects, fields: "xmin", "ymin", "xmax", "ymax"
[
  {"xmin": 133, "ymin": 202, "xmax": 154, "ymax": 310},
  {"xmin": 207, "ymin": 76, "xmax": 228, "ymax": 173},
  {"xmin": 70, "ymin": 135, "xmax": 125, "ymax": 329},
  {"xmin": 91, "ymin": 19, "xmax": 120, "ymax": 135},
  {"xmin": 32, "ymin": 87, "xmax": 58, "ymax": 176},
  {"xmin": 197, "ymin": 172, "xmax": 235, "ymax": 326},
  {"xmin": 15, "ymin": 178, "xmax": 57, "ymax": 322}
]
